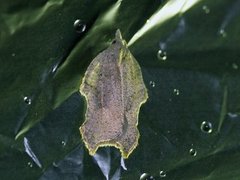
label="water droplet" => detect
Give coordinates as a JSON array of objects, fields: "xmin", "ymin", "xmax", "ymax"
[
  {"xmin": 232, "ymin": 63, "xmax": 238, "ymax": 70},
  {"xmin": 74, "ymin": 19, "xmax": 86, "ymax": 33},
  {"xmin": 200, "ymin": 121, "xmax": 213, "ymax": 134},
  {"xmin": 61, "ymin": 141, "xmax": 66, "ymax": 147},
  {"xmin": 159, "ymin": 170, "xmax": 166, "ymax": 178},
  {"xmin": 157, "ymin": 49, "xmax": 167, "ymax": 61},
  {"xmin": 27, "ymin": 162, "xmax": 33, "ymax": 168},
  {"xmin": 12, "ymin": 53, "xmax": 16, "ymax": 57},
  {"xmin": 202, "ymin": 5, "xmax": 210, "ymax": 14},
  {"xmin": 173, "ymin": 89, "xmax": 180, "ymax": 96},
  {"xmin": 149, "ymin": 81, "xmax": 155, "ymax": 88},
  {"xmin": 140, "ymin": 173, "xmax": 154, "ymax": 180},
  {"xmin": 53, "ymin": 161, "xmax": 58, "ymax": 167},
  {"xmin": 189, "ymin": 148, "xmax": 197, "ymax": 156},
  {"xmin": 146, "ymin": 19, "xmax": 150, "ymax": 24},
  {"xmin": 228, "ymin": 112, "xmax": 238, "ymax": 118},
  {"xmin": 219, "ymin": 29, "xmax": 227, "ymax": 38},
  {"xmin": 24, "ymin": 96, "xmax": 31, "ymax": 105}
]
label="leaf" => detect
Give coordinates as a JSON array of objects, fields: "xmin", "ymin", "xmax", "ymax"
[{"xmin": 1, "ymin": 0, "xmax": 240, "ymax": 179}]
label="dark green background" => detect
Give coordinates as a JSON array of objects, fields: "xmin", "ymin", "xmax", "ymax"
[{"xmin": 0, "ymin": 0, "xmax": 240, "ymax": 179}]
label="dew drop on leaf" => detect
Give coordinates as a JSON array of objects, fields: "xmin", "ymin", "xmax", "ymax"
[
  {"xmin": 24, "ymin": 96, "xmax": 31, "ymax": 105},
  {"xmin": 173, "ymin": 89, "xmax": 180, "ymax": 96},
  {"xmin": 53, "ymin": 162, "xmax": 58, "ymax": 167},
  {"xmin": 157, "ymin": 49, "xmax": 167, "ymax": 61},
  {"xmin": 159, "ymin": 170, "xmax": 166, "ymax": 178},
  {"xmin": 149, "ymin": 81, "xmax": 155, "ymax": 88},
  {"xmin": 74, "ymin": 19, "xmax": 86, "ymax": 33},
  {"xmin": 61, "ymin": 141, "xmax": 66, "ymax": 147},
  {"xmin": 228, "ymin": 112, "xmax": 238, "ymax": 118},
  {"xmin": 219, "ymin": 29, "xmax": 227, "ymax": 38},
  {"xmin": 200, "ymin": 121, "xmax": 213, "ymax": 134},
  {"xmin": 202, "ymin": 5, "xmax": 210, "ymax": 14},
  {"xmin": 232, "ymin": 63, "xmax": 238, "ymax": 70},
  {"xmin": 140, "ymin": 173, "xmax": 155, "ymax": 180},
  {"xmin": 189, "ymin": 148, "xmax": 197, "ymax": 156},
  {"xmin": 27, "ymin": 162, "xmax": 33, "ymax": 168}
]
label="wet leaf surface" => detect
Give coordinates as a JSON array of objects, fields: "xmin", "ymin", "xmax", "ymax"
[{"xmin": 0, "ymin": 0, "xmax": 240, "ymax": 179}]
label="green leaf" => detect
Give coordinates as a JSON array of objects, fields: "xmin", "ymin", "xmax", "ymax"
[{"xmin": 1, "ymin": 0, "xmax": 240, "ymax": 179}]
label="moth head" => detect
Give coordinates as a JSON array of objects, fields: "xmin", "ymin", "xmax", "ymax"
[
  {"xmin": 112, "ymin": 29, "xmax": 127, "ymax": 47},
  {"xmin": 115, "ymin": 29, "xmax": 123, "ymax": 40}
]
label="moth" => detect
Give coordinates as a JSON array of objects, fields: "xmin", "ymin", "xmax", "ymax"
[{"xmin": 79, "ymin": 29, "xmax": 148, "ymax": 158}]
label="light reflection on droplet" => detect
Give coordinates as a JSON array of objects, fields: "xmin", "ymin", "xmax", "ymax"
[
  {"xmin": 61, "ymin": 141, "xmax": 66, "ymax": 147},
  {"xmin": 74, "ymin": 19, "xmax": 86, "ymax": 33},
  {"xmin": 173, "ymin": 89, "xmax": 180, "ymax": 96},
  {"xmin": 24, "ymin": 96, "xmax": 32, "ymax": 105},
  {"xmin": 149, "ymin": 81, "xmax": 155, "ymax": 88},
  {"xmin": 228, "ymin": 112, "xmax": 238, "ymax": 118},
  {"xmin": 157, "ymin": 49, "xmax": 167, "ymax": 61},
  {"xmin": 200, "ymin": 121, "xmax": 213, "ymax": 134},
  {"xmin": 53, "ymin": 162, "xmax": 58, "ymax": 167},
  {"xmin": 140, "ymin": 173, "xmax": 154, "ymax": 180},
  {"xmin": 189, "ymin": 148, "xmax": 197, "ymax": 156},
  {"xmin": 27, "ymin": 162, "xmax": 33, "ymax": 168},
  {"xmin": 219, "ymin": 29, "xmax": 227, "ymax": 38},
  {"xmin": 202, "ymin": 5, "xmax": 210, "ymax": 14},
  {"xmin": 232, "ymin": 63, "xmax": 238, "ymax": 70},
  {"xmin": 159, "ymin": 170, "xmax": 166, "ymax": 178}
]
